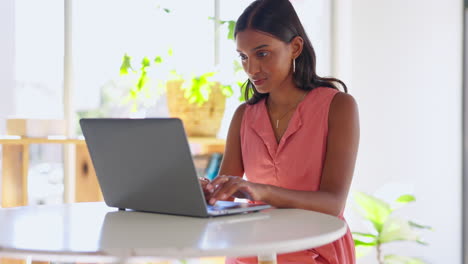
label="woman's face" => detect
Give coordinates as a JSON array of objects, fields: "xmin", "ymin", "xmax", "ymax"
[{"xmin": 236, "ymin": 29, "xmax": 293, "ymax": 94}]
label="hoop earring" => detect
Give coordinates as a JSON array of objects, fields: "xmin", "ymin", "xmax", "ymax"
[{"xmin": 293, "ymin": 59, "xmax": 296, "ymax": 73}]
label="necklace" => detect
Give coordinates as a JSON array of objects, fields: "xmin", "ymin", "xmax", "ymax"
[{"xmin": 267, "ymin": 91, "xmax": 308, "ymax": 129}]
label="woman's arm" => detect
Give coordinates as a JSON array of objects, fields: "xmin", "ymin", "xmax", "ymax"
[
  {"xmin": 202, "ymin": 103, "xmax": 246, "ymax": 202},
  {"xmin": 209, "ymin": 93, "xmax": 360, "ymax": 216},
  {"xmin": 218, "ymin": 103, "xmax": 247, "ymax": 177}
]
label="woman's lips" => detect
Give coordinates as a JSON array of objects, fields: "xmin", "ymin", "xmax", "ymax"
[{"xmin": 253, "ymin": 79, "xmax": 266, "ymax": 86}]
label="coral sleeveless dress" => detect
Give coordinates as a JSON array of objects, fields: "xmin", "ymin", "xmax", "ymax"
[{"xmin": 226, "ymin": 87, "xmax": 355, "ymax": 264}]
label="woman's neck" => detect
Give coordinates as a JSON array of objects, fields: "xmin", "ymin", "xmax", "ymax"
[{"xmin": 267, "ymin": 86, "xmax": 306, "ymax": 109}]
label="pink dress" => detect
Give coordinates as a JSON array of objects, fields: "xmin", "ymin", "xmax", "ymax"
[{"xmin": 226, "ymin": 87, "xmax": 355, "ymax": 264}]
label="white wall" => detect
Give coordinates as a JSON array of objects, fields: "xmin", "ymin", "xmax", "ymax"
[
  {"xmin": 0, "ymin": 0, "xmax": 16, "ymax": 135},
  {"xmin": 336, "ymin": 0, "xmax": 463, "ymax": 263}
]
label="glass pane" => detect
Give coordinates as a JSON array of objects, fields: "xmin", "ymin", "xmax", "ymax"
[
  {"xmin": 13, "ymin": 1, "xmax": 65, "ymax": 206},
  {"xmin": 73, "ymin": 0, "xmax": 215, "ymax": 134},
  {"xmin": 15, "ymin": 0, "xmax": 64, "ymax": 118},
  {"xmin": 28, "ymin": 144, "xmax": 64, "ymax": 205}
]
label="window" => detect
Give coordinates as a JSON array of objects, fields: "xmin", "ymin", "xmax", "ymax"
[
  {"xmin": 0, "ymin": 0, "xmax": 332, "ymax": 205},
  {"xmin": 73, "ymin": 0, "xmax": 215, "ymax": 124}
]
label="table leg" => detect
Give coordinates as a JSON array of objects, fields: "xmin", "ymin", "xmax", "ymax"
[
  {"xmin": 257, "ymin": 253, "xmax": 277, "ymax": 264},
  {"xmin": 75, "ymin": 144, "xmax": 102, "ymax": 202},
  {"xmin": 1, "ymin": 144, "xmax": 28, "ymax": 207}
]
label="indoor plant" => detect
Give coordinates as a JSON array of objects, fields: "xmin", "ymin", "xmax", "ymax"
[
  {"xmin": 119, "ymin": 50, "xmax": 240, "ymax": 137},
  {"xmin": 352, "ymin": 191, "xmax": 432, "ymax": 264},
  {"xmin": 118, "ymin": 15, "xmax": 243, "ymax": 137}
]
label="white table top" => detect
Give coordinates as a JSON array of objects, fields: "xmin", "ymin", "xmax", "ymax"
[{"xmin": 0, "ymin": 202, "xmax": 347, "ymax": 262}]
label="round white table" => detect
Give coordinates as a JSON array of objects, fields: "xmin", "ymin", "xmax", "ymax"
[{"xmin": 0, "ymin": 202, "xmax": 347, "ymax": 263}]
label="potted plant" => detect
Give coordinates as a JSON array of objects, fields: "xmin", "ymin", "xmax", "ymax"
[
  {"xmin": 352, "ymin": 191, "xmax": 432, "ymax": 264},
  {"xmin": 119, "ymin": 49, "xmax": 243, "ymax": 137},
  {"xmin": 118, "ymin": 13, "xmax": 243, "ymax": 137}
]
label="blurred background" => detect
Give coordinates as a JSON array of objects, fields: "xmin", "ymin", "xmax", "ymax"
[{"xmin": 0, "ymin": 0, "xmax": 463, "ymax": 263}]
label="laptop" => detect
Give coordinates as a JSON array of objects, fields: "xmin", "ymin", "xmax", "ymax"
[{"xmin": 79, "ymin": 118, "xmax": 271, "ymax": 217}]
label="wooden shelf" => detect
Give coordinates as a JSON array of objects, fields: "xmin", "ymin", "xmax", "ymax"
[
  {"xmin": 0, "ymin": 137, "xmax": 85, "ymax": 145},
  {"xmin": 0, "ymin": 136, "xmax": 225, "ymax": 207}
]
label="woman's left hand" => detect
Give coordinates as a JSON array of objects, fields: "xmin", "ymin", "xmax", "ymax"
[{"xmin": 206, "ymin": 175, "xmax": 266, "ymax": 205}]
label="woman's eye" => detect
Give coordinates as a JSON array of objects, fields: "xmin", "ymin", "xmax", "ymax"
[
  {"xmin": 239, "ymin": 54, "xmax": 247, "ymax": 61},
  {"xmin": 257, "ymin": 51, "xmax": 269, "ymax": 58}
]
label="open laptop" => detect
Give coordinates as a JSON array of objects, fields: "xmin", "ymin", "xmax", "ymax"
[{"xmin": 79, "ymin": 118, "xmax": 271, "ymax": 217}]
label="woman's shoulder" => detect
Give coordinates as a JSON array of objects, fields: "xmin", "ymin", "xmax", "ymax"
[
  {"xmin": 303, "ymin": 87, "xmax": 357, "ymax": 118},
  {"xmin": 330, "ymin": 91, "xmax": 357, "ymax": 109},
  {"xmin": 238, "ymin": 98, "xmax": 265, "ymax": 114},
  {"xmin": 234, "ymin": 102, "xmax": 248, "ymax": 116},
  {"xmin": 329, "ymin": 91, "xmax": 359, "ymax": 122},
  {"xmin": 231, "ymin": 103, "xmax": 248, "ymax": 125},
  {"xmin": 314, "ymin": 86, "xmax": 341, "ymax": 96}
]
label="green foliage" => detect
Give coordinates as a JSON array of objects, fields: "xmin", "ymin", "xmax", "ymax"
[
  {"xmin": 209, "ymin": 17, "xmax": 237, "ymax": 40},
  {"xmin": 352, "ymin": 191, "xmax": 431, "ymax": 264},
  {"xmin": 119, "ymin": 53, "xmax": 133, "ymax": 75},
  {"xmin": 384, "ymin": 255, "xmax": 426, "ymax": 264},
  {"xmin": 155, "ymin": 4, "xmax": 171, "ymax": 14},
  {"xmin": 119, "ymin": 10, "xmax": 244, "ymax": 112},
  {"xmin": 396, "ymin": 194, "xmax": 416, "ymax": 203},
  {"xmin": 119, "ymin": 51, "xmax": 241, "ymax": 109},
  {"xmin": 354, "ymin": 192, "xmax": 391, "ymax": 233},
  {"xmin": 182, "ymin": 72, "xmax": 216, "ymax": 105}
]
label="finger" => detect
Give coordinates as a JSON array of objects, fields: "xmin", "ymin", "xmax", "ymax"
[
  {"xmin": 205, "ymin": 182, "xmax": 214, "ymax": 191},
  {"xmin": 215, "ymin": 179, "xmax": 244, "ymax": 200},
  {"xmin": 210, "ymin": 178, "xmax": 243, "ymax": 204},
  {"xmin": 210, "ymin": 176, "xmax": 231, "ymax": 198},
  {"xmin": 204, "ymin": 191, "xmax": 213, "ymax": 202},
  {"xmin": 198, "ymin": 177, "xmax": 210, "ymax": 184},
  {"xmin": 209, "ymin": 175, "xmax": 227, "ymax": 187}
]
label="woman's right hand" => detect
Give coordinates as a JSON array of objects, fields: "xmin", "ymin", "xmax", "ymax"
[{"xmin": 198, "ymin": 177, "xmax": 213, "ymax": 202}]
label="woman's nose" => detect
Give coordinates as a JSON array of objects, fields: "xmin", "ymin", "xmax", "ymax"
[{"xmin": 245, "ymin": 59, "xmax": 261, "ymax": 76}]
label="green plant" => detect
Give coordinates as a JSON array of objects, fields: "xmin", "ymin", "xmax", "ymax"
[
  {"xmin": 209, "ymin": 17, "xmax": 236, "ymax": 40},
  {"xmin": 119, "ymin": 51, "xmax": 238, "ymax": 111},
  {"xmin": 352, "ymin": 191, "xmax": 432, "ymax": 264},
  {"xmin": 118, "ymin": 14, "xmax": 244, "ymax": 112}
]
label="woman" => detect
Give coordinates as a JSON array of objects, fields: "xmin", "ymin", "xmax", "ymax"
[{"xmin": 201, "ymin": 0, "xmax": 359, "ymax": 263}]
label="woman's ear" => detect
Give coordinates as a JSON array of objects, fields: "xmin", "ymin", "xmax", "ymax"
[{"xmin": 291, "ymin": 36, "xmax": 304, "ymax": 59}]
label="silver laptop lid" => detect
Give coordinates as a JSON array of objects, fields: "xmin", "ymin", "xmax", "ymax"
[{"xmin": 80, "ymin": 118, "xmax": 209, "ymax": 217}]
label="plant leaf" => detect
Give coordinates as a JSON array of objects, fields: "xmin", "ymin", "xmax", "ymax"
[
  {"xmin": 199, "ymin": 83, "xmax": 211, "ymax": 102},
  {"xmin": 208, "ymin": 16, "xmax": 226, "ymax": 25},
  {"xmin": 395, "ymin": 194, "xmax": 415, "ymax": 204},
  {"xmin": 141, "ymin": 57, "xmax": 151, "ymax": 69},
  {"xmin": 129, "ymin": 88, "xmax": 138, "ymax": 100},
  {"xmin": 154, "ymin": 56, "xmax": 163, "ymax": 64},
  {"xmin": 221, "ymin": 85, "xmax": 234, "ymax": 97},
  {"xmin": 353, "ymin": 191, "xmax": 391, "ymax": 233},
  {"xmin": 227, "ymin": 20, "xmax": 236, "ymax": 40},
  {"xmin": 353, "ymin": 239, "xmax": 377, "ymax": 246},
  {"xmin": 408, "ymin": 221, "xmax": 432, "ymax": 230},
  {"xmin": 352, "ymin": 232, "xmax": 377, "ymax": 238},
  {"xmin": 384, "ymin": 254, "xmax": 426, "ymax": 264},
  {"xmin": 416, "ymin": 239, "xmax": 429, "ymax": 246},
  {"xmin": 352, "ymin": 232, "xmax": 377, "ymax": 246},
  {"xmin": 136, "ymin": 72, "xmax": 147, "ymax": 92},
  {"xmin": 355, "ymin": 245, "xmax": 373, "ymax": 258},
  {"xmin": 380, "ymin": 217, "xmax": 421, "ymax": 244},
  {"xmin": 120, "ymin": 53, "xmax": 133, "ymax": 75}
]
